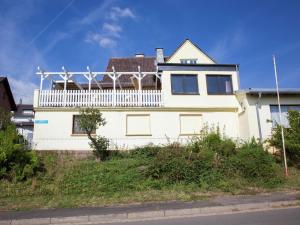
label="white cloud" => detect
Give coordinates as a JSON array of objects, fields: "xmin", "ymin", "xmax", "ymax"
[
  {"xmin": 84, "ymin": 6, "xmax": 136, "ymax": 49},
  {"xmin": 108, "ymin": 7, "xmax": 135, "ymax": 21},
  {"xmin": 85, "ymin": 33, "xmax": 116, "ymax": 48},
  {"xmin": 103, "ymin": 23, "xmax": 122, "ymax": 37},
  {"xmin": 7, "ymin": 77, "xmax": 38, "ymax": 104}
]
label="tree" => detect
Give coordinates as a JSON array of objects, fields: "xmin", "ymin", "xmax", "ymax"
[
  {"xmin": 270, "ymin": 110, "xmax": 300, "ymax": 167},
  {"xmin": 0, "ymin": 108, "xmax": 12, "ymax": 131},
  {"xmin": 79, "ymin": 108, "xmax": 109, "ymax": 160}
]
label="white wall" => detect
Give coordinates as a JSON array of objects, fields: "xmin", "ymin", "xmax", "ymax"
[
  {"xmin": 237, "ymin": 94, "xmax": 300, "ymax": 141},
  {"xmin": 33, "ymin": 108, "xmax": 239, "ymax": 151},
  {"xmin": 167, "ymin": 40, "xmax": 215, "ymax": 64},
  {"xmin": 161, "ymin": 70, "xmax": 240, "ymax": 108}
]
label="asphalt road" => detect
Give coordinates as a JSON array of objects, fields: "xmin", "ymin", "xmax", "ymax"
[{"xmin": 104, "ymin": 208, "xmax": 300, "ymax": 225}]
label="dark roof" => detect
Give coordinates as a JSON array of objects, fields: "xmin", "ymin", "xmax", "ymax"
[
  {"xmin": 106, "ymin": 57, "xmax": 157, "ymax": 72},
  {"xmin": 103, "ymin": 57, "xmax": 158, "ymax": 88},
  {"xmin": 14, "ymin": 104, "xmax": 34, "ymax": 118},
  {"xmin": 166, "ymin": 39, "xmax": 217, "ymax": 64},
  {"xmin": 0, "ymin": 77, "xmax": 17, "ymax": 111},
  {"xmin": 236, "ymin": 88, "xmax": 300, "ymax": 95}
]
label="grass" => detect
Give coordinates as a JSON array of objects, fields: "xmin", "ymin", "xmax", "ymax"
[{"xmin": 0, "ymin": 152, "xmax": 300, "ymax": 211}]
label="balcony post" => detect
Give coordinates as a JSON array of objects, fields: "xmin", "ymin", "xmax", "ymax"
[
  {"xmin": 61, "ymin": 67, "xmax": 69, "ymax": 107},
  {"xmin": 112, "ymin": 66, "xmax": 116, "ymax": 107},
  {"xmin": 138, "ymin": 66, "xmax": 142, "ymax": 106}
]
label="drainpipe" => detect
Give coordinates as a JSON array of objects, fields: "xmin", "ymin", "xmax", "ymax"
[{"xmin": 255, "ymin": 92, "xmax": 263, "ymax": 143}]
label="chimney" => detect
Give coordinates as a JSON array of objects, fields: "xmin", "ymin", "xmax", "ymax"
[
  {"xmin": 19, "ymin": 98, "xmax": 22, "ymax": 105},
  {"xmin": 156, "ymin": 48, "xmax": 164, "ymax": 63},
  {"xmin": 135, "ymin": 53, "xmax": 144, "ymax": 58}
]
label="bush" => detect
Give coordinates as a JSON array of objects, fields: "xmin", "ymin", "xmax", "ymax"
[
  {"xmin": 89, "ymin": 136, "xmax": 110, "ymax": 160},
  {"xmin": 229, "ymin": 141, "xmax": 282, "ymax": 186},
  {"xmin": 0, "ymin": 124, "xmax": 42, "ymax": 181},
  {"xmin": 130, "ymin": 145, "xmax": 161, "ymax": 158},
  {"xmin": 270, "ymin": 110, "xmax": 300, "ymax": 167},
  {"xmin": 187, "ymin": 127, "xmax": 236, "ymax": 157},
  {"xmin": 146, "ymin": 129, "xmax": 282, "ymax": 188},
  {"xmin": 146, "ymin": 147, "xmax": 223, "ymax": 186}
]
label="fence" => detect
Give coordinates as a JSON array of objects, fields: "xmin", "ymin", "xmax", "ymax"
[{"xmin": 38, "ymin": 90, "xmax": 163, "ymax": 107}]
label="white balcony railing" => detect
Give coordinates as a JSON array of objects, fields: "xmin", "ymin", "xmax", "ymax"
[{"xmin": 38, "ymin": 90, "xmax": 163, "ymax": 107}]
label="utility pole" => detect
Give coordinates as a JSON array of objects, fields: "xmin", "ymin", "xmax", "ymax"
[{"xmin": 273, "ymin": 55, "xmax": 288, "ymax": 176}]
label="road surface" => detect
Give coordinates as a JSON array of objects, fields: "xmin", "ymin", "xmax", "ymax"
[{"xmin": 103, "ymin": 207, "xmax": 300, "ymax": 225}]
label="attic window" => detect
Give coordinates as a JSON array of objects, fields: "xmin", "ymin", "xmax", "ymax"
[{"xmin": 180, "ymin": 59, "xmax": 197, "ymax": 64}]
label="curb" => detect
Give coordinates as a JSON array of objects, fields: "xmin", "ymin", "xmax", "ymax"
[{"xmin": 2, "ymin": 200, "xmax": 299, "ymax": 225}]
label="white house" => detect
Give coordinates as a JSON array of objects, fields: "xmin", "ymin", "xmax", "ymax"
[{"xmin": 32, "ymin": 39, "xmax": 300, "ymax": 151}]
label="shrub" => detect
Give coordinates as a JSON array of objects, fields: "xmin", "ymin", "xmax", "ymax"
[
  {"xmin": 130, "ymin": 145, "xmax": 161, "ymax": 158},
  {"xmin": 0, "ymin": 124, "xmax": 42, "ymax": 181},
  {"xmin": 187, "ymin": 127, "xmax": 236, "ymax": 157},
  {"xmin": 146, "ymin": 129, "xmax": 282, "ymax": 188},
  {"xmin": 229, "ymin": 141, "xmax": 282, "ymax": 186},
  {"xmin": 146, "ymin": 147, "xmax": 223, "ymax": 186},
  {"xmin": 89, "ymin": 136, "xmax": 110, "ymax": 160},
  {"xmin": 270, "ymin": 110, "xmax": 300, "ymax": 167}
]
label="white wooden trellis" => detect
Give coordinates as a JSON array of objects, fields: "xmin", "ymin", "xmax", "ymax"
[{"xmin": 36, "ymin": 66, "xmax": 162, "ymax": 108}]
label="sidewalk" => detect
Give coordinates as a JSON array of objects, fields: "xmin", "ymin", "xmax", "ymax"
[{"xmin": 0, "ymin": 192, "xmax": 299, "ymax": 225}]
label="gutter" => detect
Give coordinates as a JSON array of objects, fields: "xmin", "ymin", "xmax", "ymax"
[{"xmin": 255, "ymin": 92, "xmax": 263, "ymax": 143}]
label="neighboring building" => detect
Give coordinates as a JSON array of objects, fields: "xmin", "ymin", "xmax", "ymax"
[
  {"xmin": 0, "ymin": 77, "xmax": 16, "ymax": 112},
  {"xmin": 236, "ymin": 89, "xmax": 300, "ymax": 142},
  {"xmin": 12, "ymin": 101, "xmax": 34, "ymax": 145},
  {"xmin": 32, "ymin": 39, "xmax": 300, "ymax": 151}
]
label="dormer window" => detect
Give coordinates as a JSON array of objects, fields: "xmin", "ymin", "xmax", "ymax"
[{"xmin": 180, "ymin": 59, "xmax": 197, "ymax": 64}]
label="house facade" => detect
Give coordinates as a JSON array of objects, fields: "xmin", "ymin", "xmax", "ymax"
[{"xmin": 32, "ymin": 39, "xmax": 300, "ymax": 151}]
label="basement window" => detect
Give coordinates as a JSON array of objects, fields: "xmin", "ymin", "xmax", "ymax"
[{"xmin": 171, "ymin": 74, "xmax": 199, "ymax": 95}]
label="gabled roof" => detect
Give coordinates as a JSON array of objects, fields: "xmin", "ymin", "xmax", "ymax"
[
  {"xmin": 0, "ymin": 77, "xmax": 16, "ymax": 111},
  {"xmin": 166, "ymin": 39, "xmax": 217, "ymax": 64}
]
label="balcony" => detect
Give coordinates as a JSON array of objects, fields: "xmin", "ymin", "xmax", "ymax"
[{"xmin": 37, "ymin": 89, "xmax": 163, "ymax": 107}]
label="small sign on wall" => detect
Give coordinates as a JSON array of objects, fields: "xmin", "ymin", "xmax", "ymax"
[{"xmin": 34, "ymin": 120, "xmax": 48, "ymax": 124}]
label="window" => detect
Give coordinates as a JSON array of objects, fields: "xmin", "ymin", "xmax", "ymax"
[
  {"xmin": 72, "ymin": 115, "xmax": 95, "ymax": 134},
  {"xmin": 126, "ymin": 114, "xmax": 151, "ymax": 136},
  {"xmin": 206, "ymin": 75, "xmax": 233, "ymax": 95},
  {"xmin": 180, "ymin": 59, "xmax": 197, "ymax": 64},
  {"xmin": 270, "ymin": 105, "xmax": 300, "ymax": 128},
  {"xmin": 180, "ymin": 114, "xmax": 202, "ymax": 135},
  {"xmin": 171, "ymin": 74, "xmax": 199, "ymax": 95},
  {"xmin": 23, "ymin": 110, "xmax": 34, "ymax": 115}
]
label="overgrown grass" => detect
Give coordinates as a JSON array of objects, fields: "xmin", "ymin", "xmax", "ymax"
[{"xmin": 0, "ymin": 148, "xmax": 299, "ymax": 211}]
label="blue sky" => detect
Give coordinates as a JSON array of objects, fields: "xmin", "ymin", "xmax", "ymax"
[{"xmin": 1, "ymin": 0, "xmax": 300, "ymax": 103}]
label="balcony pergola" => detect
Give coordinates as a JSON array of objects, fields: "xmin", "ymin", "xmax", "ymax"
[{"xmin": 35, "ymin": 66, "xmax": 163, "ymax": 107}]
